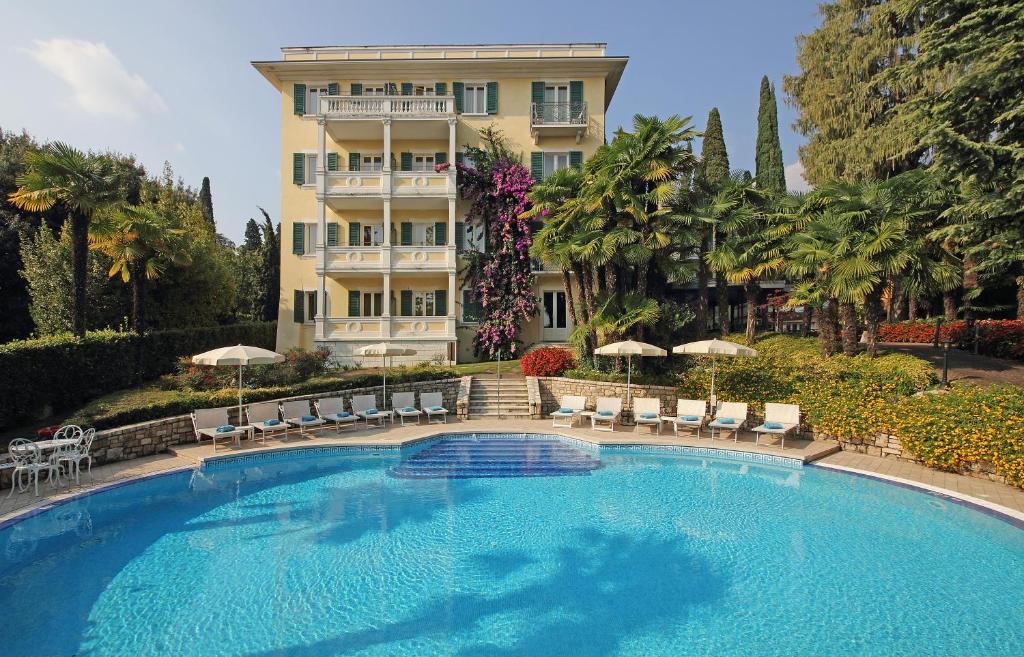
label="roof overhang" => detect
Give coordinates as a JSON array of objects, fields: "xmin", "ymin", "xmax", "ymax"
[{"xmin": 252, "ymin": 56, "xmax": 628, "ymax": 110}]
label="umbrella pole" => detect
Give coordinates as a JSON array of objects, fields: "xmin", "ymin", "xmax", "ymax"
[
  {"xmin": 238, "ymin": 364, "xmax": 243, "ymax": 424},
  {"xmin": 627, "ymin": 354, "xmax": 632, "ymax": 408},
  {"xmin": 382, "ymin": 355, "xmax": 387, "ymax": 410},
  {"xmin": 710, "ymin": 357, "xmax": 717, "ymax": 410}
]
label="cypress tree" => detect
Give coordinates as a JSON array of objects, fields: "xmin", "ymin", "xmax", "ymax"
[
  {"xmin": 700, "ymin": 107, "xmax": 730, "ymax": 184},
  {"xmin": 698, "ymin": 107, "xmax": 734, "ymax": 337},
  {"xmin": 242, "ymin": 218, "xmax": 263, "ymax": 251},
  {"xmin": 198, "ymin": 176, "xmax": 215, "ymax": 230},
  {"xmin": 258, "ymin": 207, "xmax": 280, "ymax": 322},
  {"xmin": 755, "ymin": 76, "xmax": 786, "ymax": 193}
]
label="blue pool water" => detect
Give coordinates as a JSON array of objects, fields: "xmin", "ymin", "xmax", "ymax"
[{"xmin": 1, "ymin": 433, "xmax": 1022, "ymax": 657}]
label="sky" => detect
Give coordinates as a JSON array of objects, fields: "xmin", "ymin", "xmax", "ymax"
[{"xmin": 0, "ymin": 0, "xmax": 821, "ymax": 242}]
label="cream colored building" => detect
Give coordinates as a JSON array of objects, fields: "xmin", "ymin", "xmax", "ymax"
[{"xmin": 253, "ymin": 43, "xmax": 627, "ymax": 364}]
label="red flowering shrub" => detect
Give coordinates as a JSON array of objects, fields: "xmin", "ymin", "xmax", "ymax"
[
  {"xmin": 878, "ymin": 320, "xmax": 1024, "ymax": 361},
  {"xmin": 521, "ymin": 347, "xmax": 575, "ymax": 377}
]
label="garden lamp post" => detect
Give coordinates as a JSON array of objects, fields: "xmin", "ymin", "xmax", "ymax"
[{"xmin": 941, "ymin": 339, "xmax": 952, "ymax": 387}]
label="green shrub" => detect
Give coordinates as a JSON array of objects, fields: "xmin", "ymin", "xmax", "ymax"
[
  {"xmin": 165, "ymin": 346, "xmax": 331, "ymax": 391},
  {"xmin": 0, "ymin": 322, "xmax": 276, "ymax": 429}
]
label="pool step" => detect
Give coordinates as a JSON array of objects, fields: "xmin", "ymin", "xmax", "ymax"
[{"xmin": 387, "ymin": 436, "xmax": 601, "ymax": 479}]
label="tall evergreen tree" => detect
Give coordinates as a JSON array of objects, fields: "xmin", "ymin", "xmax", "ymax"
[
  {"xmin": 242, "ymin": 218, "xmax": 263, "ymax": 251},
  {"xmin": 755, "ymin": 76, "xmax": 786, "ymax": 193},
  {"xmin": 257, "ymin": 207, "xmax": 280, "ymax": 322},
  {"xmin": 700, "ymin": 108, "xmax": 730, "ymax": 183},
  {"xmin": 198, "ymin": 176, "xmax": 215, "ymax": 230},
  {"xmin": 697, "ymin": 107, "xmax": 732, "ymax": 337}
]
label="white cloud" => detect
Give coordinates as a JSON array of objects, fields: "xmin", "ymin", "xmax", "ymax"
[
  {"xmin": 785, "ymin": 161, "xmax": 812, "ymax": 192},
  {"xmin": 26, "ymin": 38, "xmax": 166, "ymax": 119}
]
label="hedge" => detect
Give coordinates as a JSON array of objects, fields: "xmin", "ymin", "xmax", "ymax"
[
  {"xmin": 0, "ymin": 322, "xmax": 276, "ymax": 430},
  {"xmin": 65, "ymin": 366, "xmax": 457, "ymax": 430}
]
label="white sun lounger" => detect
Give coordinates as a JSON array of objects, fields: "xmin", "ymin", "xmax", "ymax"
[
  {"xmin": 352, "ymin": 394, "xmax": 392, "ymax": 428},
  {"xmin": 192, "ymin": 407, "xmax": 248, "ymax": 451},
  {"xmin": 590, "ymin": 397, "xmax": 622, "ymax": 432},
  {"xmin": 671, "ymin": 399, "xmax": 708, "ymax": 438},
  {"xmin": 632, "ymin": 397, "xmax": 663, "ymax": 434},
  {"xmin": 393, "ymin": 392, "xmax": 423, "ymax": 426},
  {"xmin": 245, "ymin": 401, "xmax": 288, "ymax": 443},
  {"xmin": 315, "ymin": 397, "xmax": 359, "ymax": 433},
  {"xmin": 752, "ymin": 403, "xmax": 801, "ymax": 449},
  {"xmin": 281, "ymin": 400, "xmax": 326, "ymax": 436},
  {"xmin": 551, "ymin": 395, "xmax": 587, "ymax": 428},
  {"xmin": 420, "ymin": 392, "xmax": 449, "ymax": 424},
  {"xmin": 708, "ymin": 401, "xmax": 748, "ymax": 442}
]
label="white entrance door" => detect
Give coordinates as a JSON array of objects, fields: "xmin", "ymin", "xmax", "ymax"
[{"xmin": 541, "ymin": 290, "xmax": 570, "ymax": 341}]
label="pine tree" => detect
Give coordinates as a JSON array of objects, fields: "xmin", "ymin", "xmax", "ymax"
[
  {"xmin": 198, "ymin": 176, "xmax": 215, "ymax": 230},
  {"xmin": 755, "ymin": 76, "xmax": 786, "ymax": 193},
  {"xmin": 242, "ymin": 218, "xmax": 262, "ymax": 251}
]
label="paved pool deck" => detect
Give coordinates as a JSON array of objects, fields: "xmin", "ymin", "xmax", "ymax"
[{"xmin": 2, "ymin": 417, "xmax": 1022, "ymax": 525}]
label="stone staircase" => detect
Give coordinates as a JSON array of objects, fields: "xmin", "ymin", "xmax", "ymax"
[{"xmin": 468, "ymin": 375, "xmax": 532, "ymax": 419}]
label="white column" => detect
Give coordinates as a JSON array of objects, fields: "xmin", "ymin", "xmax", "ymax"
[
  {"xmin": 315, "ymin": 118, "xmax": 327, "ymax": 339},
  {"xmin": 383, "ymin": 118, "xmax": 392, "ymax": 172},
  {"xmin": 383, "ymin": 198, "xmax": 392, "ymax": 247},
  {"xmin": 448, "ymin": 272, "xmax": 456, "ymax": 318},
  {"xmin": 448, "ymin": 118, "xmax": 457, "ymax": 248},
  {"xmin": 382, "ymin": 273, "xmax": 392, "ymax": 338}
]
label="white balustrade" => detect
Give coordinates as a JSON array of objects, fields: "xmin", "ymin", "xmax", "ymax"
[{"xmin": 319, "ymin": 95, "xmax": 454, "ymax": 118}]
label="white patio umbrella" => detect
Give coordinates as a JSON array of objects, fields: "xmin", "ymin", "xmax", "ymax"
[
  {"xmin": 355, "ymin": 343, "xmax": 416, "ymax": 409},
  {"xmin": 192, "ymin": 344, "xmax": 285, "ymax": 422},
  {"xmin": 593, "ymin": 340, "xmax": 667, "ymax": 406},
  {"xmin": 672, "ymin": 339, "xmax": 757, "ymax": 409}
]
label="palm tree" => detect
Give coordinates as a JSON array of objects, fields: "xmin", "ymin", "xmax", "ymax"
[
  {"xmin": 89, "ymin": 204, "xmax": 190, "ymax": 334},
  {"xmin": 8, "ymin": 143, "xmax": 124, "ymax": 337}
]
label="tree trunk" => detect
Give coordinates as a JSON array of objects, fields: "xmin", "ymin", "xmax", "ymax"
[
  {"xmin": 864, "ymin": 289, "xmax": 883, "ymax": 358},
  {"xmin": 716, "ymin": 275, "xmax": 730, "ymax": 337},
  {"xmin": 801, "ymin": 306, "xmax": 812, "ymax": 337},
  {"xmin": 694, "ymin": 236, "xmax": 709, "ymax": 337},
  {"xmin": 69, "ymin": 212, "xmax": 90, "ymax": 337},
  {"xmin": 908, "ymin": 296, "xmax": 919, "ymax": 321},
  {"xmin": 561, "ymin": 269, "xmax": 579, "ymax": 329},
  {"xmin": 744, "ymin": 280, "xmax": 759, "ymax": 345},
  {"xmin": 576, "ymin": 263, "xmax": 597, "ymax": 362},
  {"xmin": 839, "ymin": 301, "xmax": 858, "ymax": 356},
  {"xmin": 943, "ymin": 290, "xmax": 957, "ymax": 321},
  {"xmin": 816, "ymin": 304, "xmax": 838, "ymax": 356},
  {"xmin": 1017, "ymin": 277, "xmax": 1024, "ymax": 320},
  {"xmin": 131, "ymin": 263, "xmax": 147, "ymax": 334},
  {"xmin": 886, "ymin": 275, "xmax": 900, "ymax": 323},
  {"xmin": 604, "ymin": 263, "xmax": 618, "ymax": 298}
]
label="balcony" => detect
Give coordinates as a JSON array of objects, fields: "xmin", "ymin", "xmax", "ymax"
[
  {"xmin": 531, "ymin": 102, "xmax": 588, "ymax": 143},
  {"xmin": 324, "ymin": 171, "xmax": 452, "ymax": 208},
  {"xmin": 392, "ymin": 246, "xmax": 455, "ymax": 271},
  {"xmin": 320, "ymin": 316, "xmax": 456, "ymax": 340},
  {"xmin": 321, "ymin": 246, "xmax": 387, "ymax": 272},
  {"xmin": 319, "ymin": 95, "xmax": 455, "ymax": 140},
  {"xmin": 320, "ymin": 245, "xmax": 455, "ymax": 273}
]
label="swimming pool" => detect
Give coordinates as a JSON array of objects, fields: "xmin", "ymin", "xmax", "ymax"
[{"xmin": 2, "ymin": 433, "xmax": 1022, "ymax": 656}]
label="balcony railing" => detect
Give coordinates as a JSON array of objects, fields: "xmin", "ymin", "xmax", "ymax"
[
  {"xmin": 319, "ymin": 95, "xmax": 455, "ymax": 119},
  {"xmin": 323, "ymin": 170, "xmax": 451, "ymax": 198},
  {"xmin": 320, "ymin": 316, "xmax": 456, "ymax": 340},
  {"xmin": 531, "ymin": 101, "xmax": 588, "ymax": 127}
]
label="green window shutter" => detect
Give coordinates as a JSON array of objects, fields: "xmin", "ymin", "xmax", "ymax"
[
  {"xmin": 292, "ymin": 153, "xmax": 305, "ymax": 184},
  {"xmin": 310, "ymin": 291, "xmax": 317, "ymax": 318},
  {"xmin": 327, "ymin": 82, "xmax": 339, "ymax": 96},
  {"xmin": 455, "ymin": 221, "xmax": 465, "ymax": 250},
  {"xmin": 292, "ymin": 222, "xmax": 304, "ymax": 254},
  {"xmin": 400, "ymin": 290, "xmax": 413, "ymax": 316},
  {"xmin": 350, "ymin": 83, "xmax": 362, "ymax": 96},
  {"xmin": 452, "ymin": 82, "xmax": 464, "ymax": 112},
  {"xmin": 400, "ymin": 82, "xmax": 413, "ymax": 96},
  {"xmin": 530, "ymin": 152, "xmax": 544, "ymax": 182},
  {"xmin": 293, "ymin": 84, "xmax": 306, "ymax": 115},
  {"xmin": 569, "ymin": 81, "xmax": 583, "ymax": 104},
  {"xmin": 486, "ymin": 82, "xmax": 498, "ymax": 114},
  {"xmin": 400, "ymin": 222, "xmax": 412, "ymax": 246},
  {"xmin": 400, "ymin": 152, "xmax": 412, "ymax": 172},
  {"xmin": 348, "ymin": 290, "xmax": 360, "ymax": 317},
  {"xmin": 435, "ymin": 290, "xmax": 447, "ymax": 316},
  {"xmin": 455, "ymin": 152, "xmax": 464, "ymax": 166},
  {"xmin": 434, "ymin": 221, "xmax": 447, "ymax": 246},
  {"xmin": 386, "ymin": 82, "xmax": 397, "ymax": 95},
  {"xmin": 293, "ymin": 290, "xmax": 304, "ymax": 323},
  {"xmin": 326, "ymin": 222, "xmax": 338, "ymax": 247},
  {"xmin": 348, "ymin": 222, "xmax": 361, "ymax": 246},
  {"xmin": 570, "ymin": 151, "xmax": 583, "ymax": 170},
  {"xmin": 348, "ymin": 152, "xmax": 360, "ymax": 172},
  {"xmin": 326, "ymin": 152, "xmax": 338, "ymax": 172},
  {"xmin": 531, "ymin": 81, "xmax": 545, "ymax": 106},
  {"xmin": 434, "ymin": 82, "xmax": 447, "ymax": 96},
  {"xmin": 434, "ymin": 152, "xmax": 447, "ymax": 165}
]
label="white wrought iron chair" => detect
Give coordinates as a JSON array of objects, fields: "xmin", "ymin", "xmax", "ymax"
[
  {"xmin": 7, "ymin": 439, "xmax": 56, "ymax": 497},
  {"xmin": 57, "ymin": 428, "xmax": 95, "ymax": 484}
]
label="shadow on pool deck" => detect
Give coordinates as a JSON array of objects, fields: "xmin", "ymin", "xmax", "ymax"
[{"xmin": 236, "ymin": 527, "xmax": 726, "ymax": 657}]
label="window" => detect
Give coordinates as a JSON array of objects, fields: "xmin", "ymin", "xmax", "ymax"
[
  {"xmin": 361, "ymin": 292, "xmax": 383, "ymax": 317},
  {"xmin": 303, "ymin": 224, "xmax": 318, "ymax": 255},
  {"xmin": 361, "ymin": 224, "xmax": 384, "ymax": 246},
  {"xmin": 543, "ymin": 152, "xmax": 569, "ymax": 179},
  {"xmin": 305, "ymin": 291, "xmax": 317, "ymax": 321},
  {"xmin": 413, "ymin": 291, "xmax": 436, "ymax": 317},
  {"xmin": 542, "ymin": 291, "xmax": 567, "ymax": 329},
  {"xmin": 543, "ymin": 84, "xmax": 570, "ymax": 122},
  {"xmin": 460, "ymin": 152, "xmax": 476, "ymax": 170},
  {"xmin": 413, "ymin": 84, "xmax": 436, "ymax": 96},
  {"xmin": 413, "ymin": 223, "xmax": 436, "ymax": 246},
  {"xmin": 306, "ymin": 86, "xmax": 328, "ymax": 115},
  {"xmin": 361, "ymin": 154, "xmax": 383, "ymax": 171},
  {"xmin": 363, "ymin": 85, "xmax": 386, "ymax": 96},
  {"xmin": 464, "ymin": 221, "xmax": 484, "ymax": 252},
  {"xmin": 464, "ymin": 84, "xmax": 486, "ymax": 114},
  {"xmin": 304, "ymin": 153, "xmax": 318, "ymax": 184},
  {"xmin": 413, "ymin": 154, "xmax": 435, "ymax": 172},
  {"xmin": 462, "ymin": 289, "xmax": 483, "ymax": 323}
]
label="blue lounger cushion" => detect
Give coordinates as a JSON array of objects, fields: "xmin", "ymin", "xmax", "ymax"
[
  {"xmin": 716, "ymin": 417, "xmax": 735, "ymax": 424},
  {"xmin": 681, "ymin": 415, "xmax": 699, "ymax": 422},
  {"xmin": 401, "ymin": 406, "xmax": 416, "ymax": 413},
  {"xmin": 366, "ymin": 408, "xmax": 378, "ymax": 415},
  {"xmin": 639, "ymin": 412, "xmax": 658, "ymax": 419},
  {"xmin": 335, "ymin": 412, "xmax": 351, "ymax": 418},
  {"xmin": 429, "ymin": 405, "xmax": 444, "ymax": 412},
  {"xmin": 264, "ymin": 419, "xmax": 281, "ymax": 426},
  {"xmin": 765, "ymin": 421, "xmax": 784, "ymax": 430},
  {"xmin": 597, "ymin": 410, "xmax": 613, "ymax": 417},
  {"xmin": 216, "ymin": 425, "xmax": 235, "ymax": 433},
  {"xmin": 558, "ymin": 407, "xmax": 574, "ymax": 414},
  {"xmin": 301, "ymin": 415, "xmax": 316, "ymax": 422}
]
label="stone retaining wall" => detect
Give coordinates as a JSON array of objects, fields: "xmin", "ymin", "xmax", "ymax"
[{"xmin": 534, "ymin": 377, "xmax": 686, "ymax": 420}]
